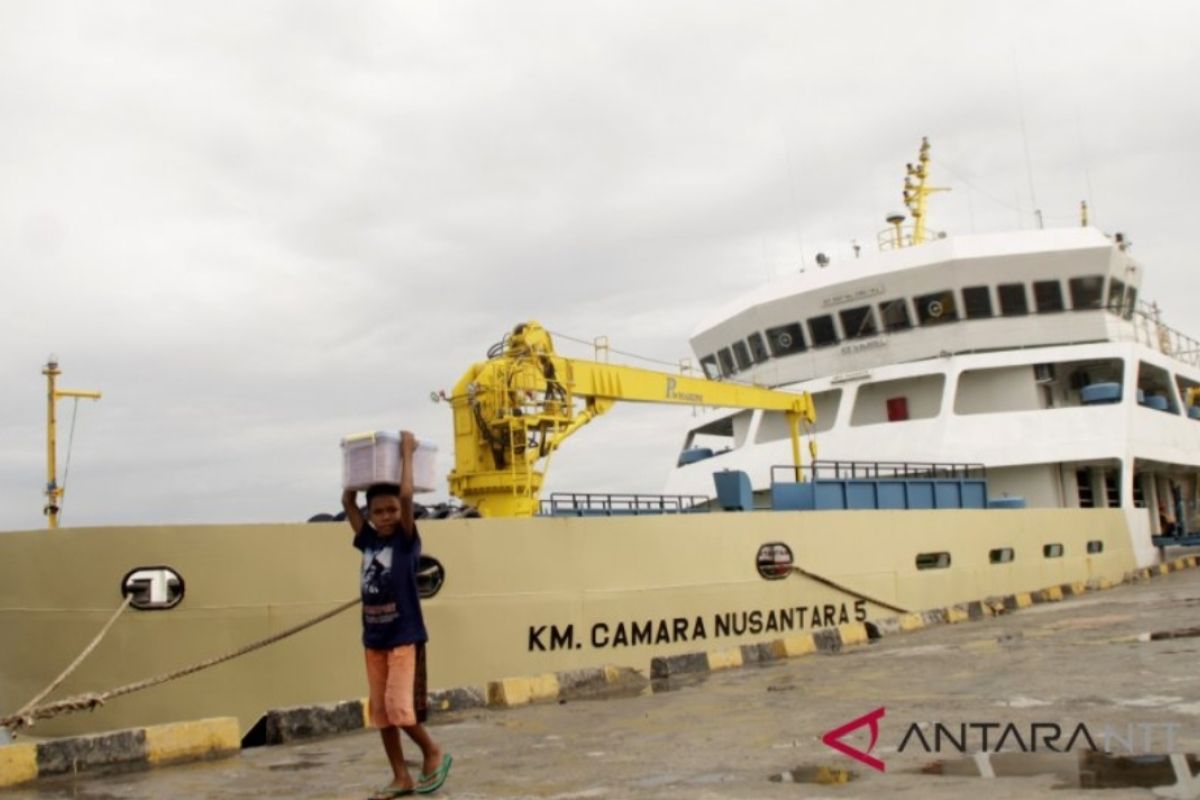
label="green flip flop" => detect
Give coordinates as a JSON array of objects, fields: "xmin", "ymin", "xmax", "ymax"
[{"xmin": 416, "ymin": 753, "xmax": 452, "ymax": 794}]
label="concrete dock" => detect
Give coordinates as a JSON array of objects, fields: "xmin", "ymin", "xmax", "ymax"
[{"xmin": 6, "ymin": 561, "xmax": 1200, "ymax": 799}]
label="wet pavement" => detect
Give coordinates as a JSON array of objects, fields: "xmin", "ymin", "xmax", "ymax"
[{"xmin": 9, "ymin": 561, "xmax": 1200, "ymax": 799}]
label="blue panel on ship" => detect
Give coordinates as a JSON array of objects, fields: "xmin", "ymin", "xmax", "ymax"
[{"xmin": 769, "ymin": 475, "xmax": 989, "ymax": 512}]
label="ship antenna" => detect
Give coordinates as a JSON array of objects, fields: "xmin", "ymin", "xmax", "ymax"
[{"xmin": 902, "ymin": 137, "xmax": 950, "ymax": 246}]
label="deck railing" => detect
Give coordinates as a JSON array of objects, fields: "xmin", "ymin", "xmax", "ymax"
[
  {"xmin": 771, "ymin": 460, "xmax": 987, "ymax": 484},
  {"xmin": 540, "ymin": 492, "xmax": 710, "ymax": 516},
  {"xmin": 1121, "ymin": 300, "xmax": 1200, "ymax": 370}
]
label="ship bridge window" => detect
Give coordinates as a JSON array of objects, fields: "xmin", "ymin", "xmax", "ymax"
[
  {"xmin": 1034, "ymin": 280, "xmax": 1065, "ymax": 313},
  {"xmin": 1107, "ymin": 278, "xmax": 1126, "ymax": 315},
  {"xmin": 808, "ymin": 315, "xmax": 839, "ymax": 348},
  {"xmin": 914, "ymin": 290, "xmax": 958, "ymax": 326},
  {"xmin": 839, "ymin": 305, "xmax": 878, "ymax": 339},
  {"xmin": 756, "ymin": 388, "xmax": 842, "ymax": 440},
  {"xmin": 878, "ymin": 298, "xmax": 912, "ymax": 331},
  {"xmin": 717, "ymin": 347, "xmax": 736, "ymax": 377},
  {"xmin": 700, "ymin": 355, "xmax": 721, "ymax": 380},
  {"xmin": 732, "ymin": 340, "xmax": 753, "ymax": 371},
  {"xmin": 747, "ymin": 332, "xmax": 770, "ymax": 363},
  {"xmin": 1069, "ymin": 276, "xmax": 1105, "ymax": 310},
  {"xmin": 962, "ymin": 286, "xmax": 993, "ymax": 319},
  {"xmin": 1123, "ymin": 286, "xmax": 1138, "ymax": 320},
  {"xmin": 766, "ymin": 323, "xmax": 806, "ymax": 357},
  {"xmin": 998, "ymin": 283, "xmax": 1029, "ymax": 316}
]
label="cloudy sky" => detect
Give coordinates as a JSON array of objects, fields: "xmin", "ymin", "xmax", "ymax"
[{"xmin": 2, "ymin": 1, "xmax": 1198, "ymax": 530}]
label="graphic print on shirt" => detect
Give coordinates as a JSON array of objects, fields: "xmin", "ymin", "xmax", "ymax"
[{"xmin": 362, "ymin": 546, "xmax": 399, "ymax": 625}]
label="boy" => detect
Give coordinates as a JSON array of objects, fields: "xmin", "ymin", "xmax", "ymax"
[{"xmin": 342, "ymin": 430, "xmax": 452, "ymax": 798}]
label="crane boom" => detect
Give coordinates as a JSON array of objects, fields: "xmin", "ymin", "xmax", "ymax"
[{"xmin": 446, "ymin": 321, "xmax": 815, "ymax": 517}]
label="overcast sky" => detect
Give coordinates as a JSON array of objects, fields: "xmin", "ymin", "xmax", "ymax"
[{"xmin": 2, "ymin": 1, "xmax": 1198, "ymax": 530}]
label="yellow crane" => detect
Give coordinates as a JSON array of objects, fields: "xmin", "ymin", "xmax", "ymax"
[{"xmin": 446, "ymin": 321, "xmax": 816, "ymax": 517}]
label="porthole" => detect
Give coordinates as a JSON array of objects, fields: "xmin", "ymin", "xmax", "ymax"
[
  {"xmin": 1087, "ymin": 540, "xmax": 1104, "ymax": 554},
  {"xmin": 756, "ymin": 542, "xmax": 794, "ymax": 580},
  {"xmin": 916, "ymin": 552, "xmax": 951, "ymax": 570},
  {"xmin": 417, "ymin": 556, "xmax": 445, "ymax": 599},
  {"xmin": 989, "ymin": 547, "xmax": 1015, "ymax": 564},
  {"xmin": 1044, "ymin": 543, "xmax": 1064, "ymax": 559},
  {"xmin": 121, "ymin": 566, "xmax": 185, "ymax": 610}
]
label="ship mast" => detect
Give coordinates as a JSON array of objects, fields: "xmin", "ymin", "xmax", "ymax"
[
  {"xmin": 902, "ymin": 137, "xmax": 950, "ymax": 246},
  {"xmin": 42, "ymin": 357, "xmax": 101, "ymax": 529}
]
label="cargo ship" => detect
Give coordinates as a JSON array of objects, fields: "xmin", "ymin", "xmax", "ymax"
[{"xmin": 1, "ymin": 140, "xmax": 1189, "ymax": 740}]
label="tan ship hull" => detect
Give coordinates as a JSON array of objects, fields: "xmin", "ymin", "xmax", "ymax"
[{"xmin": 0, "ymin": 508, "xmax": 1136, "ymax": 738}]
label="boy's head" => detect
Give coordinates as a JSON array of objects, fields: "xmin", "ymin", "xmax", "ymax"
[{"xmin": 366, "ymin": 483, "xmax": 403, "ymax": 536}]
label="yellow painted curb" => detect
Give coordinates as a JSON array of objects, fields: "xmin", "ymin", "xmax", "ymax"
[
  {"xmin": 1092, "ymin": 577, "xmax": 1115, "ymax": 591},
  {"xmin": 706, "ymin": 647, "xmax": 744, "ymax": 671},
  {"xmin": 362, "ymin": 696, "xmax": 372, "ymax": 725},
  {"xmin": 944, "ymin": 606, "xmax": 969, "ymax": 624},
  {"xmin": 838, "ymin": 622, "xmax": 870, "ymax": 645},
  {"xmin": 0, "ymin": 743, "xmax": 38, "ymax": 789},
  {"xmin": 603, "ymin": 665, "xmax": 621, "ymax": 684},
  {"xmin": 529, "ymin": 673, "xmax": 560, "ymax": 701},
  {"xmin": 899, "ymin": 613, "xmax": 925, "ymax": 631},
  {"xmin": 1011, "ymin": 593, "xmax": 1033, "ymax": 608},
  {"xmin": 487, "ymin": 672, "xmax": 560, "ymax": 706},
  {"xmin": 778, "ymin": 634, "xmax": 817, "ymax": 658},
  {"xmin": 984, "ymin": 598, "xmax": 1006, "ymax": 614},
  {"xmin": 1064, "ymin": 581, "xmax": 1087, "ymax": 596},
  {"xmin": 1041, "ymin": 586, "xmax": 1064, "ymax": 602},
  {"xmin": 144, "ymin": 717, "xmax": 240, "ymax": 765},
  {"xmin": 487, "ymin": 676, "xmax": 532, "ymax": 707}
]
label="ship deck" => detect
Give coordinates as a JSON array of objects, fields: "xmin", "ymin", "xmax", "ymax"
[{"xmin": 7, "ymin": 553, "xmax": 1200, "ymax": 799}]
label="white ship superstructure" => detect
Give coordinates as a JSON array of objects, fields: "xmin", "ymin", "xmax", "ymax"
[{"xmin": 667, "ymin": 224, "xmax": 1200, "ymax": 568}]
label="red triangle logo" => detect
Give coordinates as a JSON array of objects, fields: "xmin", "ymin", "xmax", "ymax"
[{"xmin": 822, "ymin": 707, "xmax": 886, "ymax": 772}]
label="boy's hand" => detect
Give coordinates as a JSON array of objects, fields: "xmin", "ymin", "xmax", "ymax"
[
  {"xmin": 341, "ymin": 489, "xmax": 357, "ymax": 505},
  {"xmin": 400, "ymin": 430, "xmax": 415, "ymax": 454}
]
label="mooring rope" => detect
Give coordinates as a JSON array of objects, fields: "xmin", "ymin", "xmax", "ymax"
[
  {"xmin": 8, "ymin": 594, "xmax": 134, "ymax": 727},
  {"xmin": 1, "ymin": 596, "xmax": 361, "ymax": 732},
  {"xmin": 791, "ymin": 565, "xmax": 908, "ymax": 615}
]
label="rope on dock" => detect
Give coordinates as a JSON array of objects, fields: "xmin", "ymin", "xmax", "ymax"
[{"xmin": 0, "ymin": 596, "xmax": 361, "ymax": 732}]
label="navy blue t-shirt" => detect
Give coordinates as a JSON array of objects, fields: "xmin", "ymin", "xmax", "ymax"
[{"xmin": 353, "ymin": 521, "xmax": 428, "ymax": 649}]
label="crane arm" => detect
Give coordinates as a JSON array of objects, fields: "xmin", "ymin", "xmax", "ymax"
[{"xmin": 446, "ymin": 321, "xmax": 815, "ymax": 518}]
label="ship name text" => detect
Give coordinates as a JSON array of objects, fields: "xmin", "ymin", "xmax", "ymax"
[{"xmin": 527, "ymin": 600, "xmax": 867, "ymax": 652}]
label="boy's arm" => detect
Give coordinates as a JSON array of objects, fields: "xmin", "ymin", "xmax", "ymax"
[
  {"xmin": 399, "ymin": 430, "xmax": 416, "ymax": 538},
  {"xmin": 341, "ymin": 489, "xmax": 365, "ymax": 535}
]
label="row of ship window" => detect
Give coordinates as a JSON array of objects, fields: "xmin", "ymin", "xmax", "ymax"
[
  {"xmin": 703, "ymin": 274, "xmax": 1136, "ymax": 380},
  {"xmin": 913, "ymin": 540, "xmax": 1105, "ymax": 572}
]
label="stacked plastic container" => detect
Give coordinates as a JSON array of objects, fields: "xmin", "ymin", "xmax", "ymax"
[{"xmin": 341, "ymin": 431, "xmax": 438, "ymax": 493}]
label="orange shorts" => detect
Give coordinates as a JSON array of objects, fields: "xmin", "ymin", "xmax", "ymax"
[{"xmin": 364, "ymin": 644, "xmax": 428, "ymax": 728}]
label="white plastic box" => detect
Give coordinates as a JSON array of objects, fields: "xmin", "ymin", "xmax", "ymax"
[{"xmin": 341, "ymin": 431, "xmax": 438, "ymax": 494}]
